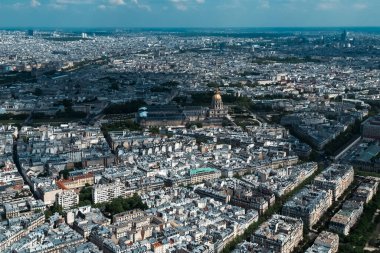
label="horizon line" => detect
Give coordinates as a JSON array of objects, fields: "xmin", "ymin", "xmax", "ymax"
[{"xmin": 1, "ymin": 26, "xmax": 380, "ymax": 30}]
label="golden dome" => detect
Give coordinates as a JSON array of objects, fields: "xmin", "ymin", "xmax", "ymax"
[
  {"xmin": 212, "ymin": 88, "xmax": 222, "ymax": 101},
  {"xmin": 213, "ymin": 93, "xmax": 222, "ymax": 101},
  {"xmin": 211, "ymin": 88, "xmax": 224, "ymax": 111}
]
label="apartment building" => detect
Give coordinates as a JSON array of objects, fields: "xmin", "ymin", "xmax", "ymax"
[
  {"xmin": 56, "ymin": 190, "xmax": 79, "ymax": 210},
  {"xmin": 93, "ymin": 181, "xmax": 127, "ymax": 204},
  {"xmin": 305, "ymin": 231, "xmax": 339, "ymax": 253},
  {"xmin": 282, "ymin": 186, "xmax": 333, "ymax": 228},
  {"xmin": 314, "ymin": 164, "xmax": 354, "ymax": 201},
  {"xmin": 251, "ymin": 215, "xmax": 303, "ymax": 253}
]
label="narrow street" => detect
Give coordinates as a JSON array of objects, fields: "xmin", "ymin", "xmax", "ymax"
[{"xmin": 12, "ymin": 136, "xmax": 39, "ymax": 199}]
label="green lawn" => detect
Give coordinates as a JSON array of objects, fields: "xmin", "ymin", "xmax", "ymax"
[{"xmin": 354, "ymin": 169, "xmax": 380, "ymax": 178}]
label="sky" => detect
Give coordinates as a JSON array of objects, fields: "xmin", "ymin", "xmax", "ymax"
[{"xmin": 0, "ymin": 0, "xmax": 379, "ymax": 28}]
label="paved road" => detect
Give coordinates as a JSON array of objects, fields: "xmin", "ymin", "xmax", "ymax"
[{"xmin": 12, "ymin": 138, "xmax": 39, "ymax": 199}]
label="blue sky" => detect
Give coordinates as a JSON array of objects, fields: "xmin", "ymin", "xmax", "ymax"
[{"xmin": 0, "ymin": 0, "xmax": 379, "ymax": 28}]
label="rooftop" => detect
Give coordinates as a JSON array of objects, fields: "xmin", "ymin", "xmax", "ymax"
[{"xmin": 190, "ymin": 167, "xmax": 217, "ymax": 176}]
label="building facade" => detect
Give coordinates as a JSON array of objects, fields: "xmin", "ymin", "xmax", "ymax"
[
  {"xmin": 361, "ymin": 114, "xmax": 380, "ymax": 140},
  {"xmin": 93, "ymin": 181, "xmax": 128, "ymax": 204},
  {"xmin": 56, "ymin": 190, "xmax": 79, "ymax": 210},
  {"xmin": 313, "ymin": 164, "xmax": 354, "ymax": 201},
  {"xmin": 136, "ymin": 88, "xmax": 228, "ymax": 127},
  {"xmin": 282, "ymin": 187, "xmax": 333, "ymax": 229}
]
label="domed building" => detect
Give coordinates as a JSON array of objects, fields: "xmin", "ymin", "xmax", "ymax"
[
  {"xmin": 208, "ymin": 88, "xmax": 228, "ymax": 118},
  {"xmin": 136, "ymin": 88, "xmax": 228, "ymax": 127}
]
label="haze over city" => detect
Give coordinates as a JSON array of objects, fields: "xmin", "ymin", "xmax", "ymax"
[{"xmin": 1, "ymin": 0, "xmax": 380, "ymax": 27}]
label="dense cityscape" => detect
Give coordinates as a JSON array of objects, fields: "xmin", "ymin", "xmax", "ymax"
[{"xmin": 0, "ymin": 26, "xmax": 379, "ymax": 253}]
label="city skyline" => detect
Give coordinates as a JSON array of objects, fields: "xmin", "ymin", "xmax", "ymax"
[
  {"xmin": 0, "ymin": 0, "xmax": 380, "ymax": 28},
  {"xmin": 0, "ymin": 1, "xmax": 379, "ymax": 252}
]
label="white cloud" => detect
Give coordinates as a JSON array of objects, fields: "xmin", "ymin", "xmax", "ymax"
[
  {"xmin": 169, "ymin": 0, "xmax": 204, "ymax": 11},
  {"xmin": 170, "ymin": 0, "xmax": 188, "ymax": 11},
  {"xmin": 131, "ymin": 0, "xmax": 151, "ymax": 11},
  {"xmin": 97, "ymin": 0, "xmax": 151, "ymax": 11},
  {"xmin": 109, "ymin": 0, "xmax": 126, "ymax": 5},
  {"xmin": 259, "ymin": 0, "xmax": 270, "ymax": 9},
  {"xmin": 55, "ymin": 0, "xmax": 94, "ymax": 4},
  {"xmin": 49, "ymin": 0, "xmax": 95, "ymax": 8},
  {"xmin": 217, "ymin": 0, "xmax": 242, "ymax": 10},
  {"xmin": 48, "ymin": 3, "xmax": 66, "ymax": 9},
  {"xmin": 353, "ymin": 3, "xmax": 367, "ymax": 10},
  {"xmin": 31, "ymin": 0, "xmax": 41, "ymax": 7},
  {"xmin": 12, "ymin": 2, "xmax": 24, "ymax": 9},
  {"xmin": 98, "ymin": 4, "xmax": 107, "ymax": 10},
  {"xmin": 317, "ymin": 0, "xmax": 340, "ymax": 10}
]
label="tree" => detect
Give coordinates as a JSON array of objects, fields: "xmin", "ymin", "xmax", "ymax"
[
  {"xmin": 78, "ymin": 186, "xmax": 93, "ymax": 206},
  {"xmin": 59, "ymin": 169, "xmax": 70, "ymax": 180},
  {"xmin": 161, "ymin": 81, "xmax": 179, "ymax": 87},
  {"xmin": 207, "ymin": 82, "xmax": 220, "ymax": 88},
  {"xmin": 106, "ymin": 198, "xmax": 124, "ymax": 214},
  {"xmin": 22, "ymin": 136, "xmax": 29, "ymax": 143},
  {"xmin": 110, "ymin": 82, "xmax": 119, "ymax": 91},
  {"xmin": 60, "ymin": 99, "xmax": 73, "ymax": 109},
  {"xmin": 103, "ymin": 100, "xmax": 146, "ymax": 115},
  {"xmin": 103, "ymin": 194, "xmax": 148, "ymax": 216},
  {"xmin": 45, "ymin": 203, "xmax": 63, "ymax": 219},
  {"xmin": 33, "ymin": 88, "xmax": 42, "ymax": 96},
  {"xmin": 102, "ymin": 120, "xmax": 142, "ymax": 131},
  {"xmin": 149, "ymin": 127, "xmax": 160, "ymax": 134},
  {"xmin": 186, "ymin": 122, "xmax": 203, "ymax": 129},
  {"xmin": 150, "ymin": 86, "xmax": 171, "ymax": 92},
  {"xmin": 74, "ymin": 162, "xmax": 83, "ymax": 169}
]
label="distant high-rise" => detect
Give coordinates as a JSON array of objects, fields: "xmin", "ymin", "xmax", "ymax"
[
  {"xmin": 341, "ymin": 30, "xmax": 348, "ymax": 42},
  {"xmin": 27, "ymin": 29, "xmax": 34, "ymax": 36}
]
